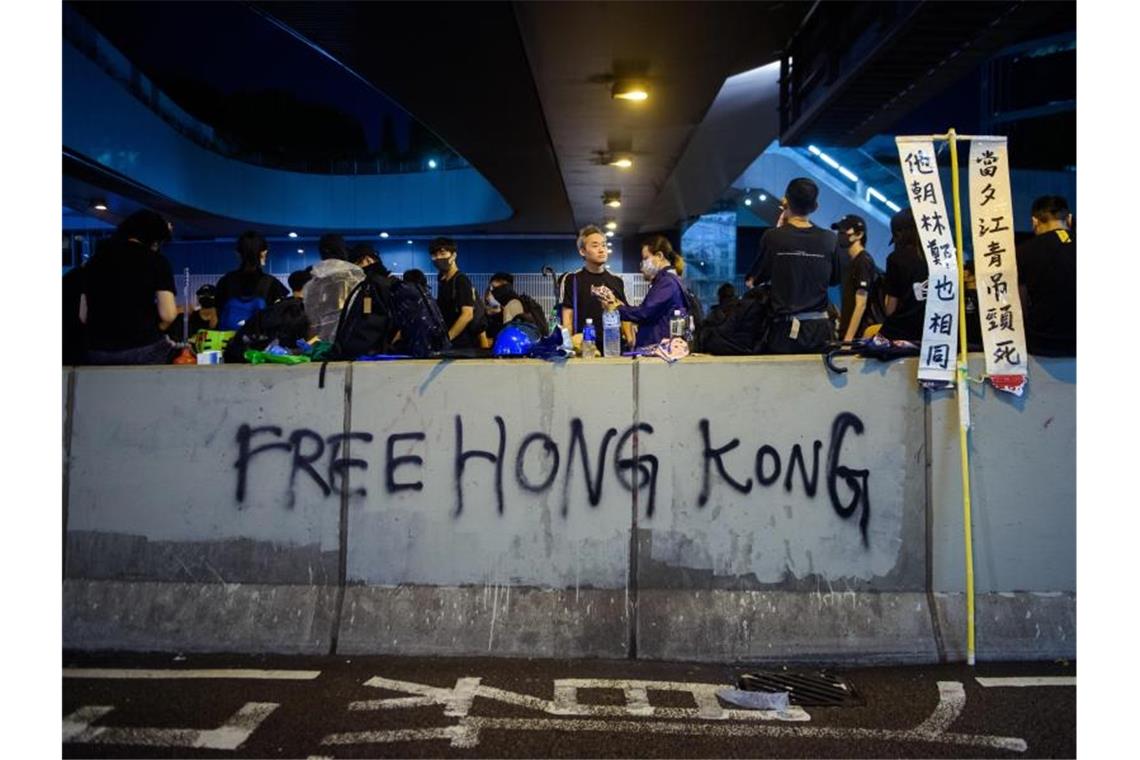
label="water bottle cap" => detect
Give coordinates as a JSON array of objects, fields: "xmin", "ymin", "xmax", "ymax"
[
  {"xmin": 585, "ymin": 318, "xmax": 593, "ymax": 324},
  {"xmin": 673, "ymin": 309, "xmax": 682, "ymax": 316}
]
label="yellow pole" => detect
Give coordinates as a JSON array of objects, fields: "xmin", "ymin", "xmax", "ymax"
[{"xmin": 947, "ymin": 128, "xmax": 977, "ymax": 666}]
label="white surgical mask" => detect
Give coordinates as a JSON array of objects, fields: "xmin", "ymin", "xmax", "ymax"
[{"xmin": 640, "ymin": 258, "xmax": 660, "ymax": 279}]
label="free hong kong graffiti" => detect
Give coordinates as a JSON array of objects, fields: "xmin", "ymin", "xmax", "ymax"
[{"xmin": 233, "ymin": 412, "xmax": 872, "ymax": 541}]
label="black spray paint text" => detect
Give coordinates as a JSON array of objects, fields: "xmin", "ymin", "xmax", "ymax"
[{"xmin": 233, "ymin": 413, "xmax": 870, "ymax": 537}]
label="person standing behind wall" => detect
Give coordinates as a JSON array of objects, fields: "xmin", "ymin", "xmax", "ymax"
[
  {"xmin": 599, "ymin": 235, "xmax": 687, "ymax": 349},
  {"xmin": 431, "ymin": 236, "xmax": 487, "ymax": 349},
  {"xmin": 302, "ymin": 234, "xmax": 365, "ymax": 343},
  {"xmin": 79, "ymin": 209, "xmax": 180, "ymax": 365},
  {"xmin": 1017, "ymin": 195, "xmax": 1076, "ymax": 356},
  {"xmin": 876, "ymin": 209, "xmax": 928, "ymax": 342},
  {"xmin": 745, "ymin": 178, "xmax": 841, "ymax": 354},
  {"xmin": 559, "ymin": 225, "xmax": 632, "ymax": 353},
  {"xmin": 215, "ymin": 231, "xmax": 289, "ymax": 330},
  {"xmin": 833, "ymin": 214, "xmax": 877, "ymax": 341}
]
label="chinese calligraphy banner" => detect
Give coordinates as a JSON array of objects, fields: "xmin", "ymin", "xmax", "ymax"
[
  {"xmin": 968, "ymin": 138, "xmax": 1028, "ymax": 395},
  {"xmin": 895, "ymin": 138, "xmax": 958, "ymax": 385}
]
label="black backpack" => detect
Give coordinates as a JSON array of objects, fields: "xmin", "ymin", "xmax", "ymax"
[
  {"xmin": 329, "ymin": 278, "xmax": 394, "ymax": 360},
  {"xmin": 516, "ymin": 293, "xmax": 551, "ymax": 337},
  {"xmin": 669, "ymin": 273, "xmax": 705, "ymax": 351},
  {"xmin": 698, "ymin": 286, "xmax": 773, "ymax": 356},
  {"xmin": 222, "ymin": 296, "xmax": 311, "ymax": 363},
  {"xmin": 865, "ymin": 262, "xmax": 888, "ymax": 326},
  {"xmin": 390, "ymin": 280, "xmax": 451, "ymax": 357}
]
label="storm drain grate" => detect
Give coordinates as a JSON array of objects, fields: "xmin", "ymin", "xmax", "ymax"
[{"xmin": 737, "ymin": 671, "xmax": 865, "ymax": 707}]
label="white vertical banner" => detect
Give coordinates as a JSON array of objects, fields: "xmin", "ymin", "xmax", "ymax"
[
  {"xmin": 895, "ymin": 138, "xmax": 959, "ymax": 386},
  {"xmin": 968, "ymin": 138, "xmax": 1028, "ymax": 396}
]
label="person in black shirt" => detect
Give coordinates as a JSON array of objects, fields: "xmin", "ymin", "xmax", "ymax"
[
  {"xmin": 877, "ymin": 209, "xmax": 929, "ymax": 342},
  {"xmin": 558, "ymin": 224, "xmax": 631, "ymax": 352},
  {"xmin": 430, "ymin": 236, "xmax": 486, "ymax": 349},
  {"xmin": 832, "ymin": 214, "xmax": 878, "ymax": 341},
  {"xmin": 215, "ymin": 231, "xmax": 289, "ymax": 328},
  {"xmin": 288, "ymin": 269, "xmax": 312, "ymax": 299},
  {"xmin": 746, "ymin": 178, "xmax": 841, "ymax": 353},
  {"xmin": 80, "ymin": 209, "xmax": 180, "ymax": 365},
  {"xmin": 1016, "ymin": 195, "xmax": 1076, "ymax": 356}
]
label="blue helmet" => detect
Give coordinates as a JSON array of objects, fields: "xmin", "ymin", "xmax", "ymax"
[{"xmin": 492, "ymin": 321, "xmax": 540, "ymax": 356}]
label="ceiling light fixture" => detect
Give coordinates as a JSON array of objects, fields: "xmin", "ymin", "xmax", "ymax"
[
  {"xmin": 603, "ymin": 191, "xmax": 622, "ymax": 208},
  {"xmin": 744, "ymin": 198, "xmax": 752, "ymax": 206},
  {"xmin": 288, "ymin": 231, "xmax": 298, "ymax": 238},
  {"xmin": 605, "ymin": 230, "xmax": 615, "ymax": 238},
  {"xmin": 605, "ymin": 220, "xmax": 618, "ymax": 231},
  {"xmin": 379, "ymin": 232, "xmax": 389, "ymax": 238},
  {"xmin": 91, "ymin": 199, "xmax": 108, "ymax": 212},
  {"xmin": 608, "ymin": 156, "xmax": 633, "ymax": 169},
  {"xmin": 611, "ymin": 80, "xmax": 649, "ymax": 101},
  {"xmin": 427, "ymin": 159, "xmax": 438, "ymax": 169},
  {"xmin": 297, "ymin": 248, "xmax": 304, "ymax": 254},
  {"xmin": 759, "ymin": 194, "xmax": 768, "ymax": 201}
]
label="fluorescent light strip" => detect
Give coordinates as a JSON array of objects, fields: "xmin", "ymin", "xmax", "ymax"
[
  {"xmin": 807, "ymin": 145, "xmax": 821, "ymax": 156},
  {"xmin": 818, "ymin": 152, "xmax": 840, "ymax": 169},
  {"xmin": 838, "ymin": 166, "xmax": 859, "ymax": 183},
  {"xmin": 885, "ymin": 200, "xmax": 901, "ymax": 212}
]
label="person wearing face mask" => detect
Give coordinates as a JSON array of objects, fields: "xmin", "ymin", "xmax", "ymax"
[
  {"xmin": 831, "ymin": 214, "xmax": 878, "ymax": 342},
  {"xmin": 744, "ymin": 178, "xmax": 842, "ymax": 354},
  {"xmin": 1016, "ymin": 194, "xmax": 1075, "ymax": 356},
  {"xmin": 430, "ymin": 236, "xmax": 487, "ymax": 349},
  {"xmin": 599, "ymin": 235, "xmax": 687, "ymax": 349},
  {"xmin": 484, "ymin": 272, "xmax": 526, "ymax": 339}
]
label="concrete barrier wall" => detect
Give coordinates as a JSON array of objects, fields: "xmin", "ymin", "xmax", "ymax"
[{"xmin": 62, "ymin": 355, "xmax": 1076, "ymax": 663}]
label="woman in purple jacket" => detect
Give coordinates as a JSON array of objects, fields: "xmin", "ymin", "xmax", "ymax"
[{"xmin": 599, "ymin": 235, "xmax": 688, "ymax": 348}]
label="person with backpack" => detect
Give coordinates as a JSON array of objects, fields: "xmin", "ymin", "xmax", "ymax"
[
  {"xmin": 214, "ymin": 231, "xmax": 289, "ymax": 331},
  {"xmin": 597, "ymin": 235, "xmax": 687, "ymax": 349},
  {"xmin": 430, "ymin": 236, "xmax": 487, "ymax": 349},
  {"xmin": 877, "ymin": 208, "xmax": 929, "ymax": 342},
  {"xmin": 485, "ymin": 272, "xmax": 550, "ymax": 339},
  {"xmin": 832, "ymin": 214, "xmax": 881, "ymax": 342},
  {"xmin": 302, "ymin": 234, "xmax": 365, "ymax": 343},
  {"xmin": 79, "ymin": 209, "xmax": 180, "ymax": 365}
]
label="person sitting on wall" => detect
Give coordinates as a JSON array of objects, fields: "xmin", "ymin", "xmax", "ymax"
[
  {"xmin": 164, "ymin": 284, "xmax": 219, "ymax": 342},
  {"xmin": 430, "ymin": 236, "xmax": 488, "ymax": 349},
  {"xmin": 598, "ymin": 235, "xmax": 687, "ymax": 349},
  {"xmin": 288, "ymin": 268, "xmax": 312, "ymax": 299},
  {"xmin": 1016, "ymin": 194, "xmax": 1076, "ymax": 356},
  {"xmin": 79, "ymin": 209, "xmax": 180, "ymax": 365},
  {"xmin": 706, "ymin": 282, "xmax": 741, "ymax": 327},
  {"xmin": 876, "ymin": 209, "xmax": 929, "ymax": 343},
  {"xmin": 744, "ymin": 177, "xmax": 841, "ymax": 354},
  {"xmin": 301, "ymin": 234, "xmax": 365, "ymax": 343},
  {"xmin": 559, "ymin": 224, "xmax": 632, "ymax": 354},
  {"xmin": 214, "ymin": 230, "xmax": 289, "ymax": 330}
]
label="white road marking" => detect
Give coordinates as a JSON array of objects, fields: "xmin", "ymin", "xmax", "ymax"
[
  {"xmin": 319, "ymin": 678, "xmax": 1028, "ymax": 753},
  {"xmin": 64, "ymin": 668, "xmax": 321, "ymax": 680},
  {"xmin": 62, "ymin": 702, "xmax": 279, "ymax": 749},
  {"xmin": 976, "ymin": 676, "xmax": 1076, "ymax": 688}
]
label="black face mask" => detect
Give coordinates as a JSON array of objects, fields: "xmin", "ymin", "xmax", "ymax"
[
  {"xmin": 837, "ymin": 232, "xmax": 852, "ymax": 249},
  {"xmin": 491, "ymin": 285, "xmax": 513, "ymax": 305}
]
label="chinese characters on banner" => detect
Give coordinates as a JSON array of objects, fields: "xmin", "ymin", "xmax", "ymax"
[
  {"xmin": 895, "ymin": 138, "xmax": 958, "ymax": 386},
  {"xmin": 968, "ymin": 139, "xmax": 1028, "ymax": 396}
]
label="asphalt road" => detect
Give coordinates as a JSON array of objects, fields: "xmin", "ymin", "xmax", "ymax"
[{"xmin": 63, "ymin": 652, "xmax": 1075, "ymax": 758}]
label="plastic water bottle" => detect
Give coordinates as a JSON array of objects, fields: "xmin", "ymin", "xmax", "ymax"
[
  {"xmin": 581, "ymin": 319, "xmax": 598, "ymax": 358},
  {"xmin": 602, "ymin": 309, "xmax": 621, "ymax": 357},
  {"xmin": 669, "ymin": 309, "xmax": 686, "ymax": 339}
]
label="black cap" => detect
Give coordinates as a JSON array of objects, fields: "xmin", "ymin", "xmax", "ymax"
[
  {"xmin": 889, "ymin": 208, "xmax": 915, "ymax": 244},
  {"xmin": 830, "ymin": 214, "xmax": 867, "ymax": 235}
]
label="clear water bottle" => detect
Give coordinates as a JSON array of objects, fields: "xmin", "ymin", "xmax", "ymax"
[
  {"xmin": 669, "ymin": 309, "xmax": 686, "ymax": 339},
  {"xmin": 602, "ymin": 309, "xmax": 621, "ymax": 357},
  {"xmin": 581, "ymin": 319, "xmax": 598, "ymax": 358}
]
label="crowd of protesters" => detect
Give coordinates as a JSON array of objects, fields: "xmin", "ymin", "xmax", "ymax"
[{"xmin": 63, "ymin": 178, "xmax": 1075, "ymax": 366}]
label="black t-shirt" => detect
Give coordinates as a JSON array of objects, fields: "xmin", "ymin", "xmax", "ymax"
[
  {"xmin": 877, "ymin": 246, "xmax": 929, "ymax": 342},
  {"xmin": 749, "ymin": 225, "xmax": 841, "ymax": 316},
  {"xmin": 215, "ymin": 269, "xmax": 288, "ymax": 314},
  {"xmin": 839, "ymin": 250, "xmax": 877, "ymax": 338},
  {"xmin": 558, "ymin": 268, "xmax": 628, "ymax": 350},
  {"xmin": 82, "ymin": 240, "xmax": 176, "ymax": 351},
  {"xmin": 437, "ymin": 271, "xmax": 478, "ymax": 349},
  {"xmin": 1016, "ymin": 229, "xmax": 1076, "ymax": 356}
]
